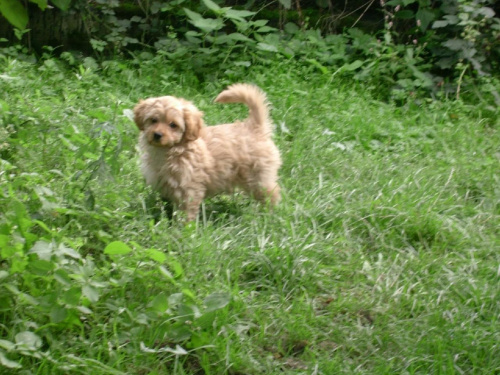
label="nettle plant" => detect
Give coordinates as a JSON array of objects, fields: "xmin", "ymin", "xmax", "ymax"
[
  {"xmin": 431, "ymin": 0, "xmax": 500, "ymax": 100},
  {"xmin": 0, "ymin": 0, "xmax": 71, "ymax": 31},
  {"xmin": 383, "ymin": 0, "xmax": 500, "ymax": 99},
  {"xmin": 0, "ymin": 196, "xmax": 231, "ymax": 370},
  {"xmin": 153, "ymin": 0, "xmax": 279, "ymax": 74}
]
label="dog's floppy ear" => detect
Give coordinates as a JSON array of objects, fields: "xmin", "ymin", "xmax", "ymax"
[
  {"xmin": 183, "ymin": 106, "xmax": 204, "ymax": 142},
  {"xmin": 133, "ymin": 100, "xmax": 147, "ymax": 130}
]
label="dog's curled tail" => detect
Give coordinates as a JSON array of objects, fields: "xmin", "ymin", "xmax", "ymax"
[{"xmin": 215, "ymin": 83, "xmax": 271, "ymax": 134}]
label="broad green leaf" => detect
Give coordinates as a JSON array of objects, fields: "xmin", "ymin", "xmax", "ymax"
[
  {"xmin": 432, "ymin": 20, "xmax": 449, "ymax": 28},
  {"xmin": 185, "ymin": 30, "xmax": 202, "ymax": 37},
  {"xmin": 203, "ymin": 292, "xmax": 231, "ymax": 312},
  {"xmin": 151, "ymin": 294, "xmax": 168, "ymax": 313},
  {"xmin": 184, "ymin": 7, "xmax": 202, "ymax": 22},
  {"xmin": 168, "ymin": 293, "xmax": 183, "ymax": 306},
  {"xmin": 50, "ymin": 306, "xmax": 68, "ymax": 323},
  {"xmin": 0, "ymin": 351, "xmax": 21, "ymax": 369},
  {"xmin": 1, "ymin": 244, "xmax": 19, "ymax": 258},
  {"xmin": 416, "ymin": 8, "xmax": 435, "ymax": 31},
  {"xmin": 251, "ymin": 19, "xmax": 268, "ymax": 27},
  {"xmin": 82, "ymin": 285, "xmax": 99, "ymax": 303},
  {"xmin": 10, "ymin": 255, "xmax": 28, "ymax": 273},
  {"xmin": 63, "ymin": 287, "xmax": 81, "ymax": 306},
  {"xmin": 0, "ymin": 339, "xmax": 15, "ymax": 351},
  {"xmin": 56, "ymin": 244, "xmax": 81, "ymax": 259},
  {"xmin": 0, "ymin": 0, "xmax": 28, "ymax": 30},
  {"xmin": 51, "ymin": 0, "xmax": 71, "ymax": 11},
  {"xmin": 54, "ymin": 269, "xmax": 72, "ymax": 286},
  {"xmin": 344, "ymin": 60, "xmax": 364, "ymax": 71},
  {"xmin": 0, "ymin": 99, "xmax": 9, "ymax": 112},
  {"xmin": 182, "ymin": 288, "xmax": 196, "ymax": 299},
  {"xmin": 443, "ymin": 39, "xmax": 467, "ymax": 51},
  {"xmin": 185, "ymin": 31, "xmax": 202, "ymax": 44},
  {"xmin": 166, "ymin": 325, "xmax": 192, "ymax": 342},
  {"xmin": 278, "ymin": 0, "xmax": 291, "ymax": 9},
  {"xmin": 257, "ymin": 42, "xmax": 278, "ymax": 52},
  {"xmin": 443, "ymin": 14, "xmax": 458, "ymax": 23},
  {"xmin": 196, "ymin": 311, "xmax": 216, "ymax": 329},
  {"xmin": 33, "ymin": 219, "xmax": 51, "ymax": 234},
  {"xmin": 86, "ymin": 109, "xmax": 109, "ymax": 121},
  {"xmin": 307, "ymin": 59, "xmax": 329, "ymax": 74},
  {"xmin": 18, "ymin": 291, "xmax": 38, "ymax": 306},
  {"xmin": 281, "ymin": 46, "xmax": 295, "ymax": 58},
  {"xmin": 159, "ymin": 265, "xmax": 174, "ymax": 280},
  {"xmin": 15, "ymin": 331, "xmax": 42, "ymax": 351},
  {"xmin": 29, "ymin": 0, "xmax": 47, "ymax": 10},
  {"xmin": 477, "ymin": 6, "xmax": 494, "ymax": 18},
  {"xmin": 64, "ymin": 310, "xmax": 83, "ymax": 328},
  {"xmin": 227, "ymin": 33, "xmax": 253, "ymax": 43},
  {"xmin": 257, "ymin": 26, "xmax": 277, "ymax": 33},
  {"xmin": 6, "ymin": 284, "xmax": 20, "ymax": 295},
  {"xmin": 211, "ymin": 34, "xmax": 232, "ymax": 44},
  {"xmin": 76, "ymin": 306, "xmax": 92, "ymax": 314},
  {"xmin": 201, "ymin": 0, "xmax": 220, "ymax": 12},
  {"xmin": 224, "ymin": 8, "xmax": 256, "ymax": 21},
  {"xmin": 28, "ymin": 240, "xmax": 53, "ymax": 260},
  {"xmin": 167, "ymin": 258, "xmax": 184, "ymax": 278},
  {"xmin": 193, "ymin": 18, "xmax": 223, "ymax": 33},
  {"xmin": 0, "ymin": 234, "xmax": 8, "ymax": 249},
  {"xmin": 12, "ymin": 200, "xmax": 33, "ymax": 232},
  {"xmin": 284, "ymin": 22, "xmax": 299, "ymax": 34},
  {"xmin": 184, "ymin": 8, "xmax": 224, "ymax": 32},
  {"xmin": 146, "ymin": 248, "xmax": 166, "ymax": 263},
  {"xmin": 177, "ymin": 302, "xmax": 199, "ymax": 320},
  {"xmin": 29, "ymin": 259, "xmax": 55, "ymax": 275},
  {"xmin": 410, "ymin": 66, "xmax": 433, "ymax": 87},
  {"xmin": 234, "ymin": 60, "xmax": 252, "ymax": 67},
  {"xmin": 104, "ymin": 241, "xmax": 132, "ymax": 255}
]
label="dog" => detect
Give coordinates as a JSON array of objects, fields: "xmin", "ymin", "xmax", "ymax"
[{"xmin": 133, "ymin": 83, "xmax": 282, "ymax": 221}]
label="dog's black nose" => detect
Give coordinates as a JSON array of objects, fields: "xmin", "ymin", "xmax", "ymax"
[{"xmin": 153, "ymin": 132, "xmax": 163, "ymax": 141}]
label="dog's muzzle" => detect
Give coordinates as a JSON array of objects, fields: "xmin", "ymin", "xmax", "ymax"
[{"xmin": 153, "ymin": 132, "xmax": 163, "ymax": 142}]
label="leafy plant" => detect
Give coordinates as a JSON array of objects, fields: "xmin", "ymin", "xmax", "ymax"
[
  {"xmin": 431, "ymin": 0, "xmax": 500, "ymax": 99},
  {"xmin": 382, "ymin": 0, "xmax": 500, "ymax": 100},
  {"xmin": 150, "ymin": 0, "xmax": 280, "ymax": 77},
  {"xmin": 0, "ymin": 0, "xmax": 71, "ymax": 30},
  {"xmin": 0, "ymin": 196, "xmax": 232, "ymax": 370}
]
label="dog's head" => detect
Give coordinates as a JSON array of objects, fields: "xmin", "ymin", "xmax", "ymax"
[{"xmin": 133, "ymin": 96, "xmax": 204, "ymax": 147}]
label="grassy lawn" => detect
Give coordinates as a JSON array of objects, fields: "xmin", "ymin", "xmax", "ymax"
[{"xmin": 0, "ymin": 55, "xmax": 499, "ymax": 374}]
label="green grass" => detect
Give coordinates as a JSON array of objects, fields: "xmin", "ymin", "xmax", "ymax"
[{"xmin": 0, "ymin": 54, "xmax": 499, "ymax": 374}]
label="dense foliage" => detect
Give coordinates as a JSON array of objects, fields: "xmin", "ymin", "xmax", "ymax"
[{"xmin": 0, "ymin": 0, "xmax": 499, "ymax": 103}]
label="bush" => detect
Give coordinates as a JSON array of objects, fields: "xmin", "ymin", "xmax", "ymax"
[{"xmin": 1, "ymin": 0, "xmax": 499, "ymax": 103}]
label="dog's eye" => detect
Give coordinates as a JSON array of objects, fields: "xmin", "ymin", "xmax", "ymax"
[
  {"xmin": 151, "ymin": 118, "xmax": 159, "ymax": 124},
  {"xmin": 169, "ymin": 123, "xmax": 177, "ymax": 129}
]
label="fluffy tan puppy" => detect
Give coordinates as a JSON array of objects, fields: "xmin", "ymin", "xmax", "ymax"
[{"xmin": 134, "ymin": 83, "xmax": 282, "ymax": 221}]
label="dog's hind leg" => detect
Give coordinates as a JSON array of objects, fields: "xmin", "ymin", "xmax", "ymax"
[{"xmin": 248, "ymin": 175, "xmax": 281, "ymax": 207}]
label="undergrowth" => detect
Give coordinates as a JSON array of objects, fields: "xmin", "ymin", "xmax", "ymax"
[{"xmin": 0, "ymin": 54, "xmax": 499, "ymax": 374}]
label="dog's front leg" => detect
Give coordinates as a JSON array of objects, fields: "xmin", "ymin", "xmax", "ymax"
[{"xmin": 181, "ymin": 190, "xmax": 205, "ymax": 221}]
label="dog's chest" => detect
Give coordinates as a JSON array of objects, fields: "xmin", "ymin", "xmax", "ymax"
[{"xmin": 140, "ymin": 144, "xmax": 208, "ymax": 201}]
